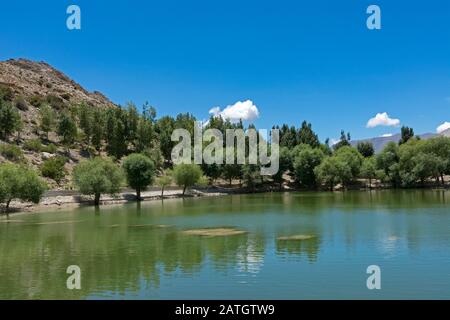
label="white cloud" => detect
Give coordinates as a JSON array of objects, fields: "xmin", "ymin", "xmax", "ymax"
[
  {"xmin": 380, "ymin": 133, "xmax": 393, "ymax": 137},
  {"xmin": 209, "ymin": 100, "xmax": 260, "ymax": 123},
  {"xmin": 366, "ymin": 112, "xmax": 400, "ymax": 128},
  {"xmin": 436, "ymin": 122, "xmax": 450, "ymax": 133}
]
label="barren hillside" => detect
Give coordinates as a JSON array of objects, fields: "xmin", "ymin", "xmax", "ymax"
[{"xmin": 0, "ymin": 59, "xmax": 118, "ymax": 189}]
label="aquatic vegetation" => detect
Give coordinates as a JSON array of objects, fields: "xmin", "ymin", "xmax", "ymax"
[{"xmin": 181, "ymin": 227, "xmax": 247, "ymax": 237}]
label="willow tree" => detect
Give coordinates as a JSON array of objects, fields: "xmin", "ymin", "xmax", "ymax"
[
  {"xmin": 0, "ymin": 163, "xmax": 47, "ymax": 214},
  {"xmin": 73, "ymin": 157, "xmax": 124, "ymax": 206}
]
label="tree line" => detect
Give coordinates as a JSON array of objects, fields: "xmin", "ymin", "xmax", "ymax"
[{"xmin": 1, "ymin": 87, "xmax": 450, "ymax": 211}]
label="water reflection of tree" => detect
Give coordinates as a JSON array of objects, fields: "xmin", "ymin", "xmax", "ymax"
[
  {"xmin": 235, "ymin": 233, "xmax": 265, "ymax": 274},
  {"xmin": 0, "ymin": 221, "xmax": 256, "ymax": 299},
  {"xmin": 1, "ymin": 190, "xmax": 449, "ymax": 299},
  {"xmin": 275, "ymin": 236, "xmax": 321, "ymax": 262}
]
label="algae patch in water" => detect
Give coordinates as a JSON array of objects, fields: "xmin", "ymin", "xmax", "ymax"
[
  {"xmin": 181, "ymin": 227, "xmax": 247, "ymax": 237},
  {"xmin": 128, "ymin": 224, "xmax": 173, "ymax": 228},
  {"xmin": 277, "ymin": 235, "xmax": 316, "ymax": 241}
]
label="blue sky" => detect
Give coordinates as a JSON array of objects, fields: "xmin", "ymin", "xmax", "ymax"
[{"xmin": 1, "ymin": 0, "xmax": 449, "ymax": 141}]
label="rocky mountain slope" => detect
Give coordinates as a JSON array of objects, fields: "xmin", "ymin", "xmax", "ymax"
[
  {"xmin": 0, "ymin": 58, "xmax": 118, "ymax": 189},
  {"xmin": 0, "ymin": 58, "xmax": 116, "ymax": 108}
]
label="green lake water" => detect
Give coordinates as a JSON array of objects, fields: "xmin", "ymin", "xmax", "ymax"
[{"xmin": 0, "ymin": 190, "xmax": 449, "ymax": 299}]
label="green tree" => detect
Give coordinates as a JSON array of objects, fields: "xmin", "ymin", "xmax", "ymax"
[
  {"xmin": 172, "ymin": 164, "xmax": 203, "ymax": 195},
  {"xmin": 135, "ymin": 117, "xmax": 154, "ymax": 153},
  {"xmin": 0, "ymin": 99, "xmax": 22, "ymax": 140},
  {"xmin": 125, "ymin": 102, "xmax": 139, "ymax": 144},
  {"xmin": 123, "ymin": 153, "xmax": 156, "ymax": 200},
  {"xmin": 357, "ymin": 141, "xmax": 375, "ymax": 158},
  {"xmin": 399, "ymin": 126, "xmax": 415, "ymax": 145},
  {"xmin": 272, "ymin": 147, "xmax": 292, "ymax": 189},
  {"xmin": 289, "ymin": 144, "xmax": 310, "ymax": 165},
  {"xmin": 73, "ymin": 157, "xmax": 124, "ymax": 206},
  {"xmin": 155, "ymin": 116, "xmax": 176, "ymax": 161},
  {"xmin": 314, "ymin": 157, "xmax": 351, "ymax": 191},
  {"xmin": 334, "ymin": 146, "xmax": 363, "ymax": 181},
  {"xmin": 220, "ymin": 148, "xmax": 242, "ymax": 186},
  {"xmin": 222, "ymin": 163, "xmax": 241, "ymax": 186},
  {"xmin": 376, "ymin": 142, "xmax": 401, "ymax": 187},
  {"xmin": 78, "ymin": 103, "xmax": 93, "ymax": 145},
  {"xmin": 297, "ymin": 121, "xmax": 320, "ymax": 147},
  {"xmin": 143, "ymin": 147, "xmax": 163, "ymax": 170},
  {"xmin": 156, "ymin": 171, "xmax": 172, "ymax": 198},
  {"xmin": 292, "ymin": 146, "xmax": 324, "ymax": 188},
  {"xmin": 105, "ymin": 108, "xmax": 128, "ymax": 159},
  {"xmin": 0, "ymin": 163, "xmax": 47, "ymax": 213},
  {"xmin": 142, "ymin": 101, "xmax": 156, "ymax": 123},
  {"xmin": 333, "ymin": 130, "xmax": 351, "ymax": 151},
  {"xmin": 420, "ymin": 137, "xmax": 450, "ymax": 184},
  {"xmin": 40, "ymin": 156, "xmax": 67, "ymax": 185},
  {"xmin": 201, "ymin": 162, "xmax": 222, "ymax": 184},
  {"xmin": 360, "ymin": 157, "xmax": 377, "ymax": 188},
  {"xmin": 39, "ymin": 104, "xmax": 55, "ymax": 140},
  {"xmin": 242, "ymin": 164, "xmax": 262, "ymax": 191},
  {"xmin": 174, "ymin": 112, "xmax": 196, "ymax": 137},
  {"xmin": 91, "ymin": 108, "xmax": 105, "ymax": 152},
  {"xmin": 411, "ymin": 153, "xmax": 442, "ymax": 186},
  {"xmin": 57, "ymin": 113, "xmax": 77, "ymax": 151},
  {"xmin": 280, "ymin": 125, "xmax": 297, "ymax": 149}
]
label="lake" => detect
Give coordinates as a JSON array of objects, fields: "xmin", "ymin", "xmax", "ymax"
[{"xmin": 1, "ymin": 190, "xmax": 449, "ymax": 299}]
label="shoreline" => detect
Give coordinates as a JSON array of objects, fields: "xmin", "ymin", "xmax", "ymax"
[
  {"xmin": 1, "ymin": 183, "xmax": 449, "ymax": 217},
  {"xmin": 1, "ymin": 187, "xmax": 229, "ymax": 216}
]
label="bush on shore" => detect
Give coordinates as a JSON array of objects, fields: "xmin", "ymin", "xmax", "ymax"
[{"xmin": 0, "ymin": 163, "xmax": 47, "ymax": 213}]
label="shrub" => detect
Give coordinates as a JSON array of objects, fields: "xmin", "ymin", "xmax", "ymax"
[
  {"xmin": 23, "ymin": 139, "xmax": 42, "ymax": 152},
  {"xmin": 28, "ymin": 95, "xmax": 44, "ymax": 107},
  {"xmin": 42, "ymin": 143, "xmax": 57, "ymax": 154},
  {"xmin": 41, "ymin": 156, "xmax": 67, "ymax": 184},
  {"xmin": 0, "ymin": 84, "xmax": 14, "ymax": 102},
  {"xmin": 0, "ymin": 163, "xmax": 47, "ymax": 213},
  {"xmin": 45, "ymin": 94, "xmax": 66, "ymax": 110},
  {"xmin": 122, "ymin": 153, "xmax": 156, "ymax": 200},
  {"xmin": 0, "ymin": 143, "xmax": 24, "ymax": 161},
  {"xmin": 73, "ymin": 157, "xmax": 124, "ymax": 206},
  {"xmin": 14, "ymin": 96, "xmax": 28, "ymax": 111}
]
